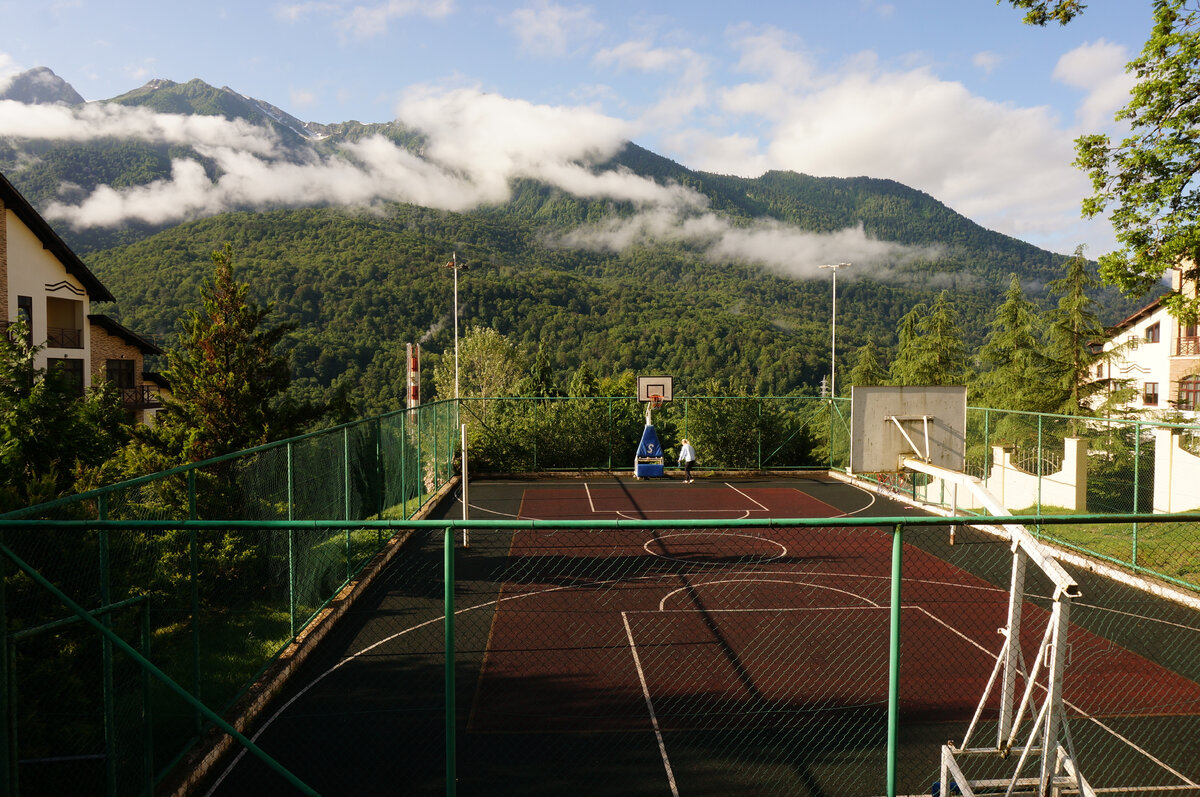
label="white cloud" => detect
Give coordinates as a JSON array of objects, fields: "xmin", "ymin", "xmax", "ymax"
[
  {"xmin": 1053, "ymin": 39, "xmax": 1135, "ymax": 131},
  {"xmin": 338, "ymin": 0, "xmax": 454, "ymax": 39},
  {"xmin": 0, "ymin": 100, "xmax": 282, "ymax": 153},
  {"xmin": 23, "ymin": 88, "xmax": 708, "ymax": 229},
  {"xmin": 560, "ymin": 208, "xmax": 940, "ymax": 280},
  {"xmin": 0, "ymin": 55, "xmax": 19, "ymax": 91},
  {"xmin": 659, "ymin": 28, "xmax": 1117, "ymax": 255},
  {"xmin": 972, "ymin": 51, "xmax": 1002, "ymax": 74},
  {"xmin": 290, "ymin": 87, "xmax": 319, "ymax": 108},
  {"xmin": 508, "ymin": 1, "xmax": 603, "ymax": 57},
  {"xmin": 594, "ymin": 40, "xmax": 710, "ymax": 127}
]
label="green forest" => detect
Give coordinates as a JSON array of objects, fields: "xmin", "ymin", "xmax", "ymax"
[{"xmin": 79, "ymin": 193, "xmax": 1142, "ymax": 420}]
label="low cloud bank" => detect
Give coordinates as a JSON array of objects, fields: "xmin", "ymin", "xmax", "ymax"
[{"xmin": 2, "ymin": 88, "xmax": 939, "ymax": 276}]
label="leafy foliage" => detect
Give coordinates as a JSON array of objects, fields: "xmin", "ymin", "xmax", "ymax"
[
  {"xmin": 1071, "ymin": 0, "xmax": 1200, "ymax": 316},
  {"xmin": 0, "ymin": 321, "xmax": 130, "ymax": 511}
]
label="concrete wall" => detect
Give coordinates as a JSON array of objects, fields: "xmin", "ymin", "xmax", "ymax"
[
  {"xmin": 919, "ymin": 437, "xmax": 1087, "ymax": 512},
  {"xmin": 1153, "ymin": 427, "xmax": 1200, "ymax": 513}
]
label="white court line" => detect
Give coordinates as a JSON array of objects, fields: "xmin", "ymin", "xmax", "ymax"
[
  {"xmin": 655, "ymin": 578, "xmax": 881, "ymax": 612},
  {"xmin": 913, "ymin": 605, "xmax": 1199, "ymax": 787},
  {"xmin": 585, "ymin": 481, "xmax": 597, "ymax": 514},
  {"xmin": 618, "ymin": 509, "xmax": 753, "ymax": 520},
  {"xmin": 622, "ymin": 612, "xmax": 680, "ymax": 797},
  {"xmin": 203, "ymin": 579, "xmax": 617, "ymax": 796},
  {"xmin": 724, "ymin": 482, "xmax": 770, "ymax": 512}
]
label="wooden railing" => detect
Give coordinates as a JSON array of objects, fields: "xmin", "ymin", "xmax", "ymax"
[{"xmin": 46, "ymin": 326, "xmax": 84, "ymax": 348}]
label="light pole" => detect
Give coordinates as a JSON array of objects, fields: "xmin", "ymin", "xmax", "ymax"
[
  {"xmin": 818, "ymin": 263, "xmax": 851, "ymax": 397},
  {"xmin": 444, "ymin": 252, "xmax": 468, "ymax": 399}
]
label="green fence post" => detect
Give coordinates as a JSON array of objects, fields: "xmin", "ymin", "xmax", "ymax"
[
  {"xmin": 141, "ymin": 601, "xmax": 154, "ymax": 797},
  {"xmin": 288, "ymin": 442, "xmax": 297, "ymax": 639},
  {"xmin": 608, "ymin": 398, "xmax": 614, "ymax": 471},
  {"xmin": 344, "ymin": 427, "xmax": 352, "ymax": 582},
  {"xmin": 983, "ymin": 408, "xmax": 991, "ymax": 477},
  {"xmin": 187, "ymin": 469, "xmax": 201, "ymax": 735},
  {"xmin": 1036, "ymin": 414, "xmax": 1044, "ymax": 519},
  {"xmin": 444, "ymin": 525, "xmax": 457, "ymax": 797},
  {"xmin": 887, "ymin": 522, "xmax": 903, "ymax": 797},
  {"xmin": 758, "ymin": 398, "xmax": 763, "ymax": 470},
  {"xmin": 98, "ymin": 494, "xmax": 117, "ymax": 797},
  {"xmin": 1133, "ymin": 421, "xmax": 1141, "ymax": 566},
  {"xmin": 828, "ymin": 398, "xmax": 834, "ymax": 470},
  {"xmin": 1, "ymin": 528, "xmax": 10, "ymax": 796},
  {"xmin": 399, "ymin": 412, "xmax": 407, "ymax": 521}
]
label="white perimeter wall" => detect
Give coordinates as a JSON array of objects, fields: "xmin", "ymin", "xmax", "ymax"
[{"xmin": 1154, "ymin": 428, "xmax": 1200, "ymax": 513}]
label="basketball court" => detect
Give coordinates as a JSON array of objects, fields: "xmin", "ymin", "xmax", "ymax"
[{"xmin": 203, "ymin": 384, "xmax": 1200, "ymax": 796}]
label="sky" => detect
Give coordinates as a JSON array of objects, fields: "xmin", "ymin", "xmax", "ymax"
[{"xmin": 0, "ymin": 0, "xmax": 1158, "ymax": 272}]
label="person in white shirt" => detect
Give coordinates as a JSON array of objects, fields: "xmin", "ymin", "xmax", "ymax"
[{"xmin": 678, "ymin": 439, "xmax": 697, "ymax": 483}]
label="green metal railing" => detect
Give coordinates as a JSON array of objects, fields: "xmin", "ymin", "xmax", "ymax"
[
  {"xmin": 1, "ymin": 400, "xmax": 461, "ymax": 795},
  {"xmin": 4, "ymin": 512, "xmax": 1200, "ymax": 796},
  {"xmin": 4, "ymin": 395, "xmax": 1200, "ymax": 795}
]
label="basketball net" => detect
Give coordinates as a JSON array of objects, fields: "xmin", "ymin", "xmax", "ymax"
[{"xmin": 646, "ymin": 394, "xmax": 662, "ymax": 425}]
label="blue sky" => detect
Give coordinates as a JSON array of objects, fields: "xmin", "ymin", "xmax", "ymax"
[{"xmin": 0, "ymin": 0, "xmax": 1158, "ymax": 265}]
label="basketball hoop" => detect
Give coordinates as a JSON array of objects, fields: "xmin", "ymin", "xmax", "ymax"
[{"xmin": 649, "ymin": 394, "xmax": 663, "ymax": 411}]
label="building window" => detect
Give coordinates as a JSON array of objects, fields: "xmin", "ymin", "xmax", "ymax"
[
  {"xmin": 49, "ymin": 357, "xmax": 84, "ymax": 397},
  {"xmin": 1095, "ymin": 363, "xmax": 1105, "ymax": 379},
  {"xmin": 1180, "ymin": 376, "xmax": 1200, "ymax": 411},
  {"xmin": 1144, "ymin": 382, "xmax": 1159, "ymax": 406},
  {"xmin": 16, "ymin": 295, "xmax": 32, "ymax": 346},
  {"xmin": 1145, "ymin": 322, "xmax": 1161, "ymax": 343},
  {"xmin": 106, "ymin": 359, "xmax": 136, "ymax": 389},
  {"xmin": 1126, "ymin": 333, "xmax": 1140, "ymax": 350}
]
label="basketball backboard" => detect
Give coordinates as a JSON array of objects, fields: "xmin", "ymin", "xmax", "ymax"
[
  {"xmin": 849, "ymin": 385, "xmax": 967, "ymax": 473},
  {"xmin": 637, "ymin": 375, "xmax": 674, "ymax": 403}
]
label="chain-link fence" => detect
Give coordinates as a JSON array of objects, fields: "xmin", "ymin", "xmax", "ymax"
[
  {"xmin": 0, "ymin": 400, "xmax": 460, "ymax": 796},
  {"xmin": 4, "ymin": 396, "xmax": 1200, "ymax": 795},
  {"xmin": 461, "ymin": 395, "xmax": 843, "ymax": 472},
  {"xmin": 8, "ymin": 513, "xmax": 1198, "ymax": 796}
]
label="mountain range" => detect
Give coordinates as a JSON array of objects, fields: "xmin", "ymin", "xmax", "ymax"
[{"xmin": 0, "ymin": 67, "xmax": 1147, "ymax": 415}]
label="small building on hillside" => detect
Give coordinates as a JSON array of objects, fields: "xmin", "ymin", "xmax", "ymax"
[
  {"xmin": 0, "ymin": 170, "xmax": 169, "ymax": 424},
  {"xmin": 1094, "ymin": 268, "xmax": 1200, "ymax": 418}
]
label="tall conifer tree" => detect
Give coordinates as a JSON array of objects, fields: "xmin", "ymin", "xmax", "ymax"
[{"xmin": 975, "ymin": 274, "xmax": 1050, "ymax": 410}]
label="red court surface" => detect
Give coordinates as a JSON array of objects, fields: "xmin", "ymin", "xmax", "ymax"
[
  {"xmin": 466, "ymin": 481, "xmax": 1200, "ymax": 738},
  {"xmin": 209, "ymin": 476, "xmax": 1200, "ymax": 796}
]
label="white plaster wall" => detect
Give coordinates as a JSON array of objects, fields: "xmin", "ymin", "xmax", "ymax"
[
  {"xmin": 1153, "ymin": 428, "xmax": 1200, "ymax": 513},
  {"xmin": 920, "ymin": 438, "xmax": 1087, "ymax": 512},
  {"xmin": 5, "ymin": 209, "xmax": 91, "ymax": 380}
]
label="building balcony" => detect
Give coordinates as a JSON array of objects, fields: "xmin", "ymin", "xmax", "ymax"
[
  {"xmin": 46, "ymin": 326, "xmax": 84, "ymax": 348},
  {"xmin": 1176, "ymin": 336, "xmax": 1200, "ymax": 356},
  {"xmin": 118, "ymin": 385, "xmax": 162, "ymax": 410}
]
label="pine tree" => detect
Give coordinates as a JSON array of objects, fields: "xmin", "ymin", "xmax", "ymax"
[
  {"xmin": 888, "ymin": 303, "xmax": 927, "ymax": 385},
  {"xmin": 890, "ymin": 293, "xmax": 969, "ymax": 386},
  {"xmin": 1045, "ymin": 246, "xmax": 1118, "ymax": 418},
  {"xmin": 847, "ymin": 337, "xmax": 889, "ymax": 390},
  {"xmin": 148, "ymin": 244, "xmax": 292, "ymax": 463},
  {"xmin": 974, "ymin": 274, "xmax": 1050, "ymax": 410}
]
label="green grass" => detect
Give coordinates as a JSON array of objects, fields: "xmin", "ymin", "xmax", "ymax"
[{"xmin": 1013, "ymin": 505, "xmax": 1200, "ymax": 589}]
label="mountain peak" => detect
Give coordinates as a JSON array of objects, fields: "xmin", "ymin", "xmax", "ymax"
[{"xmin": 0, "ymin": 67, "xmax": 84, "ymax": 105}]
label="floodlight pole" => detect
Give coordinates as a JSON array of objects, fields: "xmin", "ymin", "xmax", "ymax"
[
  {"xmin": 444, "ymin": 252, "xmax": 468, "ymax": 400},
  {"xmin": 818, "ymin": 263, "xmax": 851, "ymax": 397}
]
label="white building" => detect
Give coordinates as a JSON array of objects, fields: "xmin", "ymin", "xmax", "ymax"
[
  {"xmin": 1096, "ymin": 268, "xmax": 1200, "ymax": 417},
  {"xmin": 1, "ymin": 170, "xmax": 168, "ymax": 423}
]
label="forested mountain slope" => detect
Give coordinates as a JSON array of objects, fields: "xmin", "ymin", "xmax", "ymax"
[{"xmin": 0, "ymin": 75, "xmax": 1151, "ymax": 416}]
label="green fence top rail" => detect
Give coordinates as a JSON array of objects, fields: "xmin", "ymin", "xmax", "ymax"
[
  {"xmin": 0, "ymin": 398, "xmax": 461, "ymax": 520},
  {"xmin": 5, "ymin": 512, "xmax": 1200, "ymax": 532}
]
